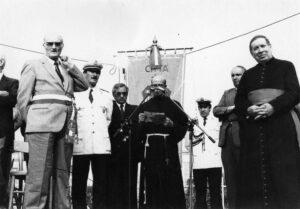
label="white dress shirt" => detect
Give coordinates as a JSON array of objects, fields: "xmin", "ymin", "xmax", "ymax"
[
  {"xmin": 0, "ymin": 72, "xmax": 3, "ymax": 81},
  {"xmin": 73, "ymin": 87, "xmax": 113, "ymax": 155},
  {"xmin": 44, "ymin": 55, "xmax": 63, "ymax": 73},
  {"xmin": 192, "ymin": 114, "xmax": 222, "ymax": 169},
  {"xmin": 116, "ymin": 102, "xmax": 126, "ymax": 112}
]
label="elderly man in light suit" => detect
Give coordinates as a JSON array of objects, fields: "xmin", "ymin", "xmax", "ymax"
[{"xmin": 17, "ymin": 35, "xmax": 88, "ymax": 209}]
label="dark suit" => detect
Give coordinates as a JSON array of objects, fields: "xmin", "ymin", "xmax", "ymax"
[
  {"xmin": 213, "ymin": 88, "xmax": 240, "ymax": 209},
  {"xmin": 0, "ymin": 75, "xmax": 18, "ymax": 207},
  {"xmin": 108, "ymin": 101, "xmax": 139, "ymax": 209}
]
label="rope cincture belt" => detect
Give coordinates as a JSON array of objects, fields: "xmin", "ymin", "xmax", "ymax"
[{"xmin": 144, "ymin": 133, "xmax": 170, "ymax": 165}]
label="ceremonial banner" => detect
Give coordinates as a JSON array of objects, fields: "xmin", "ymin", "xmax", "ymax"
[{"xmin": 126, "ymin": 54, "xmax": 185, "ymax": 105}]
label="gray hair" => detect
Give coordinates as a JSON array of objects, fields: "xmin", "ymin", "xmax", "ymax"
[
  {"xmin": 112, "ymin": 83, "xmax": 129, "ymax": 96},
  {"xmin": 235, "ymin": 65, "xmax": 246, "ymax": 72},
  {"xmin": 43, "ymin": 34, "xmax": 64, "ymax": 44}
]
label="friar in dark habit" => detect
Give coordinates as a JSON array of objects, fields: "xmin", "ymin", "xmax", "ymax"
[{"xmin": 138, "ymin": 74, "xmax": 188, "ymax": 209}]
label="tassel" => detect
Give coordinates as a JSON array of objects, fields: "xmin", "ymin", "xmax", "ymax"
[{"xmin": 65, "ymin": 99, "xmax": 80, "ymax": 144}]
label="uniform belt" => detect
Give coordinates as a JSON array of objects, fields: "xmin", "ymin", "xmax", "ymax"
[{"xmin": 30, "ymin": 99, "xmax": 72, "ymax": 106}]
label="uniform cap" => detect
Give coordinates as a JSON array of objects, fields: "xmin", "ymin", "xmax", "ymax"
[
  {"xmin": 83, "ymin": 60, "xmax": 103, "ymax": 73},
  {"xmin": 196, "ymin": 97, "xmax": 211, "ymax": 106}
]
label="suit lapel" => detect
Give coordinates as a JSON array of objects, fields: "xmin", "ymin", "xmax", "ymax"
[
  {"xmin": 114, "ymin": 101, "xmax": 122, "ymax": 116},
  {"xmin": 124, "ymin": 104, "xmax": 129, "ymax": 117},
  {"xmin": 124, "ymin": 104, "xmax": 133, "ymax": 118},
  {"xmin": 60, "ymin": 64, "xmax": 70, "ymax": 91},
  {"xmin": 40, "ymin": 57, "xmax": 64, "ymax": 89},
  {"xmin": 0, "ymin": 75, "xmax": 8, "ymax": 90}
]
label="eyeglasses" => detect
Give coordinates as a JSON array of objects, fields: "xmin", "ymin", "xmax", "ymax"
[
  {"xmin": 116, "ymin": 92, "xmax": 128, "ymax": 96},
  {"xmin": 45, "ymin": 42, "xmax": 63, "ymax": 47}
]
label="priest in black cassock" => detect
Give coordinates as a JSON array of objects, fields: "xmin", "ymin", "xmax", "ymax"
[
  {"xmin": 138, "ymin": 74, "xmax": 188, "ymax": 209},
  {"xmin": 235, "ymin": 35, "xmax": 300, "ymax": 209}
]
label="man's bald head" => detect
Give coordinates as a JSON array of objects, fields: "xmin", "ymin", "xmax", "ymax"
[
  {"xmin": 231, "ymin": 65, "xmax": 245, "ymax": 88},
  {"xmin": 43, "ymin": 34, "xmax": 63, "ymax": 44}
]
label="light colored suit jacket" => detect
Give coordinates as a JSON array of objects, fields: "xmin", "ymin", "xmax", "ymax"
[{"xmin": 17, "ymin": 56, "xmax": 88, "ymax": 133}]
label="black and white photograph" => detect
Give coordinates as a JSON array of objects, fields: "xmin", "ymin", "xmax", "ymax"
[{"xmin": 0, "ymin": 0, "xmax": 300, "ymax": 208}]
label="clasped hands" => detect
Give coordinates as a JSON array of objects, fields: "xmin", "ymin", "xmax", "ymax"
[{"xmin": 247, "ymin": 103, "xmax": 274, "ymax": 120}]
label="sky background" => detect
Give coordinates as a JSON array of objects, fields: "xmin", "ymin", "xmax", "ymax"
[{"xmin": 0, "ymin": 0, "xmax": 299, "ymax": 113}]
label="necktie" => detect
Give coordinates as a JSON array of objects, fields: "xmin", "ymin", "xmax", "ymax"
[
  {"xmin": 89, "ymin": 89, "xmax": 93, "ymax": 103},
  {"xmin": 54, "ymin": 61, "xmax": 64, "ymax": 83},
  {"xmin": 120, "ymin": 103, "xmax": 125, "ymax": 121},
  {"xmin": 203, "ymin": 117, "xmax": 207, "ymax": 126},
  {"xmin": 202, "ymin": 117, "xmax": 207, "ymax": 151}
]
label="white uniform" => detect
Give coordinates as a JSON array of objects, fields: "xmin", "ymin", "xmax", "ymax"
[
  {"xmin": 193, "ymin": 114, "xmax": 222, "ymax": 169},
  {"xmin": 73, "ymin": 88, "xmax": 113, "ymax": 155}
]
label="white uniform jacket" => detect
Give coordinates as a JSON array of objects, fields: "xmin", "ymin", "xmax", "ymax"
[
  {"xmin": 73, "ymin": 88, "xmax": 113, "ymax": 155},
  {"xmin": 192, "ymin": 114, "xmax": 222, "ymax": 169}
]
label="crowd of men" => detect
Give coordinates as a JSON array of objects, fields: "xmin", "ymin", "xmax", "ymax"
[{"xmin": 0, "ymin": 34, "xmax": 300, "ymax": 209}]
